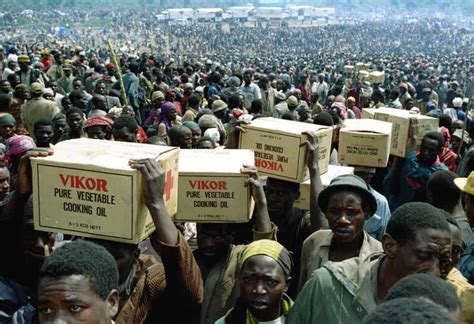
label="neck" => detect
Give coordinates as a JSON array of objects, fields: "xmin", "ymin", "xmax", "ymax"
[
  {"xmin": 250, "ymin": 303, "xmax": 282, "ymax": 322},
  {"xmin": 332, "ymin": 231, "xmax": 364, "ymax": 253},
  {"xmin": 377, "ymin": 257, "xmax": 400, "ymax": 300}
]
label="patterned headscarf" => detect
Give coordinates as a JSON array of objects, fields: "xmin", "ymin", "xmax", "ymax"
[
  {"xmin": 5, "ymin": 135, "xmax": 36, "ymax": 157},
  {"xmin": 158, "ymin": 102, "xmax": 176, "ymax": 131}
]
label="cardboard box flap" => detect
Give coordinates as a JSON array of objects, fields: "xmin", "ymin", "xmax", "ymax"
[
  {"xmin": 247, "ymin": 117, "xmax": 331, "ymax": 135},
  {"xmin": 40, "ymin": 139, "xmax": 178, "ymax": 170},
  {"xmin": 342, "ymin": 119, "xmax": 392, "ymax": 135},
  {"xmin": 374, "ymin": 107, "xmax": 437, "ymax": 120},
  {"xmin": 179, "ymin": 149, "xmax": 254, "ymax": 173}
]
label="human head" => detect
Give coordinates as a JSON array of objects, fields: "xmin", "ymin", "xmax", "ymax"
[
  {"xmin": 418, "ymin": 131, "xmax": 444, "ymax": 166},
  {"xmin": 455, "ymin": 172, "xmax": 474, "ymax": 227},
  {"xmin": 42, "ymin": 88, "xmax": 55, "ymax": 102},
  {"xmin": 8, "ymin": 74, "xmax": 21, "ymax": 89},
  {"xmin": 33, "ymin": 118, "xmax": 54, "ymax": 148},
  {"xmin": 61, "ymin": 96, "xmax": 72, "ymax": 112},
  {"xmin": 92, "ymin": 95, "xmax": 107, "ymax": 112},
  {"xmin": 0, "ymin": 79, "xmax": 11, "ymax": 94},
  {"xmin": 38, "ymin": 241, "xmax": 119, "ymax": 323},
  {"xmin": 442, "ymin": 217, "xmax": 463, "ymax": 279},
  {"xmin": 168, "ymin": 125, "xmax": 192, "ymax": 149},
  {"xmin": 197, "ymin": 223, "xmax": 234, "ymax": 262},
  {"xmin": 238, "ymin": 240, "xmax": 292, "ymax": 321},
  {"xmin": 187, "ymin": 94, "xmax": 200, "ymax": 110},
  {"xmin": 17, "ymin": 54, "xmax": 31, "ymax": 72},
  {"xmin": 0, "ymin": 164, "xmax": 10, "ymax": 202},
  {"xmin": 313, "ymin": 112, "xmax": 334, "ymax": 127},
  {"xmin": 72, "ymin": 78, "xmax": 84, "ymax": 91},
  {"xmin": 52, "ymin": 113, "xmax": 67, "ymax": 141},
  {"xmin": 30, "ymin": 82, "xmax": 44, "ymax": 98},
  {"xmin": 112, "ymin": 115, "xmax": 138, "ymax": 143},
  {"xmin": 383, "ymin": 202, "xmax": 452, "ymax": 279},
  {"xmin": 265, "ymin": 178, "xmax": 300, "ymax": 222},
  {"xmin": 69, "ymin": 90, "xmax": 88, "ymax": 111},
  {"xmin": 84, "ymin": 116, "xmax": 114, "ymax": 140},
  {"xmin": 182, "ymin": 121, "xmax": 201, "ymax": 148},
  {"xmin": 0, "ymin": 113, "xmax": 17, "ymax": 139},
  {"xmin": 196, "ymin": 136, "xmax": 217, "ymax": 149},
  {"xmin": 364, "ymin": 297, "xmax": 457, "ymax": 324},
  {"xmin": 386, "ymin": 273, "xmax": 462, "ymax": 321},
  {"xmin": 94, "ymin": 81, "xmax": 107, "ymax": 96},
  {"xmin": 427, "ymin": 170, "xmax": 460, "ymax": 213},
  {"xmin": 65, "ymin": 107, "xmax": 84, "ymax": 135},
  {"xmin": 319, "ymin": 175, "xmax": 376, "ymax": 243}
]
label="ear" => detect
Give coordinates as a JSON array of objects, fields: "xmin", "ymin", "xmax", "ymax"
[
  {"xmin": 106, "ymin": 289, "xmax": 119, "ymax": 318},
  {"xmin": 284, "ymin": 276, "xmax": 292, "ymax": 292},
  {"xmin": 382, "ymin": 234, "xmax": 399, "ymax": 260}
]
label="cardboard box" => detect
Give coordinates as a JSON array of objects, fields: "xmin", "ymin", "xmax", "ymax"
[
  {"xmin": 31, "ymin": 139, "xmax": 179, "ymax": 244},
  {"xmin": 294, "ymin": 165, "xmax": 354, "ymax": 209},
  {"xmin": 369, "ymin": 71, "xmax": 385, "ymax": 84},
  {"xmin": 344, "ymin": 65, "xmax": 354, "ymax": 74},
  {"xmin": 361, "ymin": 108, "xmax": 377, "ymax": 119},
  {"xmin": 338, "ymin": 119, "xmax": 392, "ymax": 167},
  {"xmin": 355, "ymin": 62, "xmax": 365, "ymax": 72},
  {"xmin": 175, "ymin": 149, "xmax": 254, "ymax": 223},
  {"xmin": 373, "ymin": 108, "xmax": 439, "ymax": 157},
  {"xmin": 239, "ymin": 118, "xmax": 333, "ymax": 182},
  {"xmin": 364, "ymin": 63, "xmax": 371, "ymax": 70},
  {"xmin": 358, "ymin": 70, "xmax": 369, "ymax": 81}
]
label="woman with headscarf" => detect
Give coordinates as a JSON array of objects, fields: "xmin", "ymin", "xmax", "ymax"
[
  {"xmin": 157, "ymin": 102, "xmax": 181, "ymax": 140},
  {"xmin": 4, "ymin": 135, "xmax": 36, "ymax": 188},
  {"xmin": 216, "ymin": 239, "xmax": 293, "ymax": 324}
]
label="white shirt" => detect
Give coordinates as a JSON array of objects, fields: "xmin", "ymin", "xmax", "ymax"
[{"xmin": 260, "ymin": 315, "xmax": 286, "ymax": 324}]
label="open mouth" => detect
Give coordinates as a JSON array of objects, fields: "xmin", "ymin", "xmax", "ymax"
[{"xmin": 249, "ymin": 300, "xmax": 268, "ymax": 310}]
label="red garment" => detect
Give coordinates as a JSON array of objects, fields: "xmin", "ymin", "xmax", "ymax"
[
  {"xmin": 137, "ymin": 126, "xmax": 148, "ymax": 144},
  {"xmin": 440, "ymin": 147, "xmax": 458, "ymax": 172},
  {"xmin": 347, "ymin": 88, "xmax": 361, "ymax": 108}
]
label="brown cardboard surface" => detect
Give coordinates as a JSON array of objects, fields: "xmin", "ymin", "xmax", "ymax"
[
  {"xmin": 373, "ymin": 108, "xmax": 439, "ymax": 157},
  {"xmin": 361, "ymin": 108, "xmax": 377, "ymax": 118},
  {"xmin": 175, "ymin": 149, "xmax": 255, "ymax": 222},
  {"xmin": 239, "ymin": 118, "xmax": 333, "ymax": 182},
  {"xmin": 344, "ymin": 65, "xmax": 354, "ymax": 73},
  {"xmin": 31, "ymin": 138, "xmax": 179, "ymax": 244},
  {"xmin": 293, "ymin": 165, "xmax": 354, "ymax": 209},
  {"xmin": 369, "ymin": 71, "xmax": 385, "ymax": 84},
  {"xmin": 338, "ymin": 119, "xmax": 392, "ymax": 167}
]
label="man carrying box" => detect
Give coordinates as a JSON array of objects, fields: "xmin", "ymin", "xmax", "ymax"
[
  {"xmin": 89, "ymin": 158, "xmax": 204, "ymax": 324},
  {"xmin": 384, "ymin": 119, "xmax": 447, "ymax": 211},
  {"xmin": 195, "ymin": 165, "xmax": 277, "ymax": 324}
]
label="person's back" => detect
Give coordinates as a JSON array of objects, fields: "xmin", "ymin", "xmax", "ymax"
[{"xmin": 21, "ymin": 84, "xmax": 59, "ymax": 135}]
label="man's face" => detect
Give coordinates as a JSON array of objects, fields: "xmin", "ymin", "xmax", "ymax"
[
  {"xmin": 95, "ymin": 83, "xmax": 106, "ymax": 95},
  {"xmin": 38, "ymin": 275, "xmax": 118, "ymax": 324},
  {"xmin": 239, "ymin": 255, "xmax": 288, "ymax": 321},
  {"xmin": 418, "ymin": 137, "xmax": 440, "ymax": 166},
  {"xmin": 0, "ymin": 168, "xmax": 10, "ymax": 201},
  {"xmin": 385, "ymin": 228, "xmax": 452, "ymax": 278},
  {"xmin": 153, "ymin": 98, "xmax": 164, "ymax": 108},
  {"xmin": 265, "ymin": 180, "xmax": 298, "ymax": 220},
  {"xmin": 93, "ymin": 241, "xmax": 138, "ymax": 284},
  {"xmin": 86, "ymin": 126, "xmax": 107, "ymax": 140},
  {"xmin": 55, "ymin": 55, "xmax": 63, "ymax": 65},
  {"xmin": 54, "ymin": 118, "xmax": 67, "ymax": 137},
  {"xmin": 49, "ymin": 82, "xmax": 58, "ymax": 95},
  {"xmin": 10, "ymin": 75, "xmax": 21, "ymax": 88},
  {"xmin": 113, "ymin": 127, "xmax": 137, "ymax": 143},
  {"xmin": 197, "ymin": 224, "xmax": 232, "ymax": 261},
  {"xmin": 67, "ymin": 113, "xmax": 84, "ymax": 133},
  {"xmin": 17, "ymin": 86, "xmax": 30, "ymax": 99},
  {"xmin": 43, "ymin": 92, "xmax": 54, "ymax": 101},
  {"xmin": 165, "ymin": 108, "xmax": 177, "ymax": 121},
  {"xmin": 243, "ymin": 74, "xmax": 252, "ymax": 85},
  {"xmin": 190, "ymin": 128, "xmax": 202, "ymax": 148},
  {"xmin": 422, "ymin": 92, "xmax": 431, "ymax": 101},
  {"xmin": 19, "ymin": 62, "xmax": 29, "ymax": 72},
  {"xmin": 176, "ymin": 129, "xmax": 193, "ymax": 149},
  {"xmin": 0, "ymin": 81, "xmax": 11, "ymax": 94},
  {"xmin": 325, "ymin": 191, "xmax": 366, "ymax": 244},
  {"xmin": 440, "ymin": 224, "xmax": 463, "ymax": 278},
  {"xmin": 35, "ymin": 125, "xmax": 54, "ymax": 147},
  {"xmin": 74, "ymin": 94, "xmax": 88, "ymax": 110},
  {"xmin": 0, "ymin": 123, "xmax": 16, "ymax": 139},
  {"xmin": 73, "ymin": 81, "xmax": 84, "ymax": 91},
  {"xmin": 64, "ymin": 69, "xmax": 72, "ymax": 77}
]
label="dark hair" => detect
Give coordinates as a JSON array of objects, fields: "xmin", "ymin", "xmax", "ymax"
[
  {"xmin": 423, "ymin": 131, "xmax": 445, "ymax": 150},
  {"xmin": 188, "ymin": 94, "xmax": 200, "ymax": 108},
  {"xmin": 267, "ymin": 177, "xmax": 300, "ymax": 194},
  {"xmin": 282, "ymin": 111, "xmax": 295, "ymax": 120},
  {"xmin": 251, "ymin": 99, "xmax": 263, "ymax": 114},
  {"xmin": 40, "ymin": 241, "xmax": 119, "ymax": 300},
  {"xmin": 0, "ymin": 94, "xmax": 11, "ymax": 112},
  {"xmin": 426, "ymin": 170, "xmax": 460, "ymax": 213},
  {"xmin": 112, "ymin": 115, "xmax": 138, "ymax": 133},
  {"xmin": 313, "ymin": 112, "xmax": 334, "ymax": 126},
  {"xmin": 68, "ymin": 89, "xmax": 84, "ymax": 102},
  {"xmin": 66, "ymin": 107, "xmax": 84, "ymax": 118},
  {"xmin": 439, "ymin": 115, "xmax": 452, "ymax": 130},
  {"xmin": 228, "ymin": 95, "xmax": 242, "ymax": 109},
  {"xmin": 386, "ymin": 273, "xmax": 460, "ymax": 312},
  {"xmin": 34, "ymin": 118, "xmax": 54, "ymax": 132},
  {"xmin": 363, "ymin": 297, "xmax": 456, "ymax": 324},
  {"xmin": 197, "ymin": 136, "xmax": 217, "ymax": 148},
  {"xmin": 386, "ymin": 202, "xmax": 450, "ymax": 245},
  {"xmin": 52, "ymin": 113, "xmax": 66, "ymax": 122}
]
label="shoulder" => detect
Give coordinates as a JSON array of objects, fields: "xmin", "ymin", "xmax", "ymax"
[{"xmin": 303, "ymin": 230, "xmax": 333, "ymax": 249}]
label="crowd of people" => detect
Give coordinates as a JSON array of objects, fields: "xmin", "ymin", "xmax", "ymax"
[{"xmin": 0, "ymin": 10, "xmax": 474, "ymax": 324}]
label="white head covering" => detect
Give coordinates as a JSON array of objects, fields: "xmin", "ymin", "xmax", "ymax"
[{"xmin": 204, "ymin": 128, "xmax": 220, "ymax": 144}]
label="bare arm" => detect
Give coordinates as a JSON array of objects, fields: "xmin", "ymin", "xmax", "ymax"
[
  {"xmin": 129, "ymin": 158, "xmax": 178, "ymax": 245},
  {"xmin": 302, "ymin": 131, "xmax": 328, "ymax": 231}
]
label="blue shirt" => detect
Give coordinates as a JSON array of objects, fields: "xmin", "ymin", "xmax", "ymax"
[{"xmin": 384, "ymin": 151, "xmax": 447, "ymax": 211}]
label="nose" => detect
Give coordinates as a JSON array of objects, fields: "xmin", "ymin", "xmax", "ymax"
[
  {"xmin": 253, "ymin": 281, "xmax": 266, "ymax": 295},
  {"xmin": 336, "ymin": 214, "xmax": 351, "ymax": 225}
]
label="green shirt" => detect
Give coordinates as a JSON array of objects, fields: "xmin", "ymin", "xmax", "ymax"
[{"xmin": 287, "ymin": 253, "xmax": 384, "ymax": 324}]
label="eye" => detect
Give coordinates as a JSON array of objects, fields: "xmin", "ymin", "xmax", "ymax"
[
  {"xmin": 267, "ymin": 279, "xmax": 278, "ymax": 286},
  {"xmin": 69, "ymin": 305, "xmax": 84, "ymax": 313},
  {"xmin": 39, "ymin": 307, "xmax": 53, "ymax": 315},
  {"xmin": 243, "ymin": 276, "xmax": 253, "ymax": 283},
  {"xmin": 417, "ymin": 252, "xmax": 431, "ymax": 261}
]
